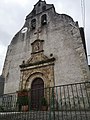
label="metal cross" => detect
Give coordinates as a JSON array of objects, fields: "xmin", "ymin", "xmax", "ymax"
[{"xmin": 34, "ymin": 28, "xmax": 41, "ymax": 39}]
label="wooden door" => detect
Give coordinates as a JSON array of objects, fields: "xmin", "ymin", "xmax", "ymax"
[{"xmin": 31, "ymin": 78, "xmax": 44, "ymax": 110}]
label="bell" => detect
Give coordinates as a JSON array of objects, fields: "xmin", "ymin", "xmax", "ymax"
[{"xmin": 43, "ymin": 20, "xmax": 47, "ymax": 23}]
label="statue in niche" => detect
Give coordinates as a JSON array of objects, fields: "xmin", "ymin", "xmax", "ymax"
[{"xmin": 34, "ymin": 41, "xmax": 40, "ymax": 52}]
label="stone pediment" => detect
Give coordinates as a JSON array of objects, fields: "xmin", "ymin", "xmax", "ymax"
[
  {"xmin": 27, "ymin": 52, "xmax": 48, "ymax": 64},
  {"xmin": 20, "ymin": 39, "xmax": 55, "ymax": 68},
  {"xmin": 20, "ymin": 52, "xmax": 55, "ymax": 68}
]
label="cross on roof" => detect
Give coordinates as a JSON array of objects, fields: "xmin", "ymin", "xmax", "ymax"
[{"xmin": 34, "ymin": 28, "xmax": 42, "ymax": 39}]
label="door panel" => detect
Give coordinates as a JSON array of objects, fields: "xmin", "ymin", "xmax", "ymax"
[{"xmin": 31, "ymin": 78, "xmax": 44, "ymax": 110}]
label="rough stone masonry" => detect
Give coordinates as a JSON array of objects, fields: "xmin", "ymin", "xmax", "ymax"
[{"xmin": 1, "ymin": 0, "xmax": 90, "ymax": 94}]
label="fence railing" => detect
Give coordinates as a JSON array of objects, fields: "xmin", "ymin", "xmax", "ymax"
[{"xmin": 0, "ymin": 81, "xmax": 90, "ymax": 120}]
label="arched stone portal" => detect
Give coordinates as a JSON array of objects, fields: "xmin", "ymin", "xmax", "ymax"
[
  {"xmin": 31, "ymin": 78, "xmax": 44, "ymax": 110},
  {"xmin": 19, "ymin": 39, "xmax": 55, "ymax": 110}
]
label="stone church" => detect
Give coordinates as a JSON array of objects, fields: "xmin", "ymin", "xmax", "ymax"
[{"xmin": 2, "ymin": 0, "xmax": 89, "ymax": 94}]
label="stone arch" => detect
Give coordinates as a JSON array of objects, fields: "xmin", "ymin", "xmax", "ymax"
[
  {"xmin": 25, "ymin": 72, "xmax": 47, "ymax": 89},
  {"xmin": 41, "ymin": 14, "xmax": 47, "ymax": 25},
  {"xmin": 31, "ymin": 18, "xmax": 36, "ymax": 30},
  {"xmin": 31, "ymin": 77, "xmax": 44, "ymax": 89}
]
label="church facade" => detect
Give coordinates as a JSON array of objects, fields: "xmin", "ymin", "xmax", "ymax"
[{"xmin": 2, "ymin": 0, "xmax": 89, "ymax": 94}]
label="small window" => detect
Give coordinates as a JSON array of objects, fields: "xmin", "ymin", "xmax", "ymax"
[
  {"xmin": 42, "ymin": 6, "xmax": 46, "ymax": 11},
  {"xmin": 41, "ymin": 14, "xmax": 47, "ymax": 26},
  {"xmin": 31, "ymin": 19, "xmax": 36, "ymax": 30}
]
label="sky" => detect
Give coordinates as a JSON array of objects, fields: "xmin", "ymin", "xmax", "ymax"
[{"xmin": 0, "ymin": 0, "xmax": 90, "ymax": 75}]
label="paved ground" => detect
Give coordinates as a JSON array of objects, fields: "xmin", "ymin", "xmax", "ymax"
[{"xmin": 0, "ymin": 111, "xmax": 90, "ymax": 120}]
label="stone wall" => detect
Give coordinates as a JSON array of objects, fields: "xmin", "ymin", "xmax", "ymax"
[{"xmin": 2, "ymin": 0, "xmax": 89, "ymax": 94}]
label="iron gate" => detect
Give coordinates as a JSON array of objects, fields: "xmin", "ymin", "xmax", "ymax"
[{"xmin": 0, "ymin": 81, "xmax": 90, "ymax": 120}]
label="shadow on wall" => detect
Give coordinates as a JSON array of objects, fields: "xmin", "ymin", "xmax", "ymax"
[{"xmin": 0, "ymin": 75, "xmax": 5, "ymax": 95}]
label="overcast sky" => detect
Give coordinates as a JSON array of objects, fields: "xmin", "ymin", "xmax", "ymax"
[{"xmin": 0, "ymin": 0, "xmax": 90, "ymax": 75}]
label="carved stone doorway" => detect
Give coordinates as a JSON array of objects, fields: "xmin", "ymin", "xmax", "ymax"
[{"xmin": 31, "ymin": 78, "xmax": 44, "ymax": 110}]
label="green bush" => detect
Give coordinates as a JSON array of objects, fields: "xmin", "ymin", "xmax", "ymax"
[
  {"xmin": 17, "ymin": 95, "xmax": 29, "ymax": 106},
  {"xmin": 0, "ymin": 106, "xmax": 4, "ymax": 112},
  {"xmin": 41, "ymin": 97, "xmax": 48, "ymax": 106}
]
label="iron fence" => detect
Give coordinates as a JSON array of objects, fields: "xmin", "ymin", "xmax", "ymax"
[{"xmin": 0, "ymin": 81, "xmax": 90, "ymax": 120}]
